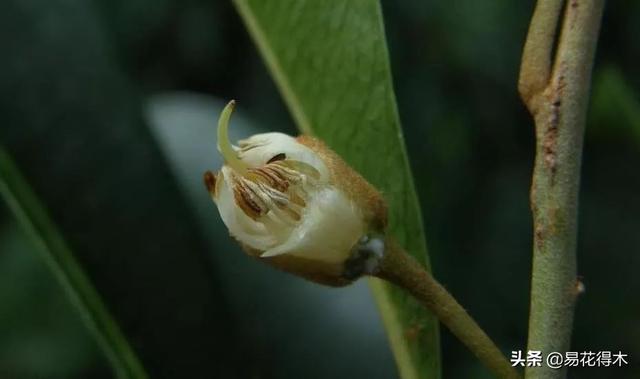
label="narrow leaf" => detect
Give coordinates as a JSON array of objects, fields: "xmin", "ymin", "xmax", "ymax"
[
  {"xmin": 233, "ymin": 1, "xmax": 441, "ymax": 378},
  {"xmin": 0, "ymin": 147, "xmax": 146, "ymax": 379}
]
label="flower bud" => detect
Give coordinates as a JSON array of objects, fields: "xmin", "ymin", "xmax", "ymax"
[{"xmin": 204, "ymin": 101, "xmax": 387, "ymax": 286}]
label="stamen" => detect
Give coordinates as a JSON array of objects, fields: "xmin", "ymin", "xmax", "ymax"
[
  {"xmin": 233, "ymin": 180, "xmax": 263, "ymax": 220},
  {"xmin": 203, "ymin": 171, "xmax": 216, "ymax": 194},
  {"xmin": 270, "ymin": 161, "xmax": 319, "ymax": 187},
  {"xmin": 289, "ymin": 193, "xmax": 306, "ymax": 207},
  {"xmin": 217, "ymin": 100, "xmax": 249, "ymax": 175},
  {"xmin": 219, "ymin": 129, "xmax": 321, "ymax": 228},
  {"xmin": 244, "ymin": 181, "xmax": 298, "ymax": 226},
  {"xmin": 250, "ymin": 167, "xmax": 289, "ymax": 192},
  {"xmin": 278, "ymin": 160, "xmax": 321, "ymax": 180}
]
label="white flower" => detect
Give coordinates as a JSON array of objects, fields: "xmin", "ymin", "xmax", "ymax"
[{"xmin": 205, "ymin": 101, "xmax": 386, "ymax": 285}]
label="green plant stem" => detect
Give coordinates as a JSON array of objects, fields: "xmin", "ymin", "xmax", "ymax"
[
  {"xmin": 518, "ymin": 1, "xmax": 605, "ymax": 378},
  {"xmin": 0, "ymin": 147, "xmax": 147, "ymax": 379},
  {"xmin": 374, "ymin": 238, "xmax": 521, "ymax": 379}
]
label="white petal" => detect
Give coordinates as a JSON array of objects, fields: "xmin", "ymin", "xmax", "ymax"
[
  {"xmin": 237, "ymin": 132, "xmax": 330, "ymax": 181},
  {"xmin": 261, "ymin": 187, "xmax": 364, "ymax": 264}
]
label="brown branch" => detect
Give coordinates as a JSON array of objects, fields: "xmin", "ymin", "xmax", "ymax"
[
  {"xmin": 518, "ymin": 0, "xmax": 565, "ymax": 111},
  {"xmin": 518, "ymin": 1, "xmax": 605, "ymax": 378},
  {"xmin": 375, "ymin": 238, "xmax": 521, "ymax": 379}
]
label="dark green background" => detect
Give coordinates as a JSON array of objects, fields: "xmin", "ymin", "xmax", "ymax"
[{"xmin": 1, "ymin": 1, "xmax": 638, "ymax": 378}]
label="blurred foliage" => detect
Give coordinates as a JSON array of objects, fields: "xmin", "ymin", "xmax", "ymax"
[
  {"xmin": 1, "ymin": 0, "xmax": 639, "ymax": 378},
  {"xmin": 0, "ymin": 212, "xmax": 108, "ymax": 379},
  {"xmin": 590, "ymin": 65, "xmax": 640, "ymax": 142},
  {"xmin": 0, "ymin": 146, "xmax": 145, "ymax": 378},
  {"xmin": 0, "ymin": 0, "xmax": 245, "ymax": 377}
]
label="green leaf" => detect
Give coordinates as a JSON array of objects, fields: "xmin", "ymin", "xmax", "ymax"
[
  {"xmin": 0, "ymin": 148, "xmax": 146, "ymax": 379},
  {"xmin": 233, "ymin": 1, "xmax": 441, "ymax": 378}
]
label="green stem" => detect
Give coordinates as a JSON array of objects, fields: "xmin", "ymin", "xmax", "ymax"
[
  {"xmin": 0, "ymin": 147, "xmax": 147, "ymax": 379},
  {"xmin": 518, "ymin": 1, "xmax": 605, "ymax": 378},
  {"xmin": 374, "ymin": 238, "xmax": 521, "ymax": 379}
]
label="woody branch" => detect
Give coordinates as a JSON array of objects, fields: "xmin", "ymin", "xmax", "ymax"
[{"xmin": 518, "ymin": 1, "xmax": 604, "ymax": 378}]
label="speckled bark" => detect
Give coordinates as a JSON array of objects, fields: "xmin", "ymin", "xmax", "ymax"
[{"xmin": 518, "ymin": 1, "xmax": 605, "ymax": 378}]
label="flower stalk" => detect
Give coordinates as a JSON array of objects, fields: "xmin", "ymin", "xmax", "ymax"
[{"xmin": 372, "ymin": 237, "xmax": 521, "ymax": 379}]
